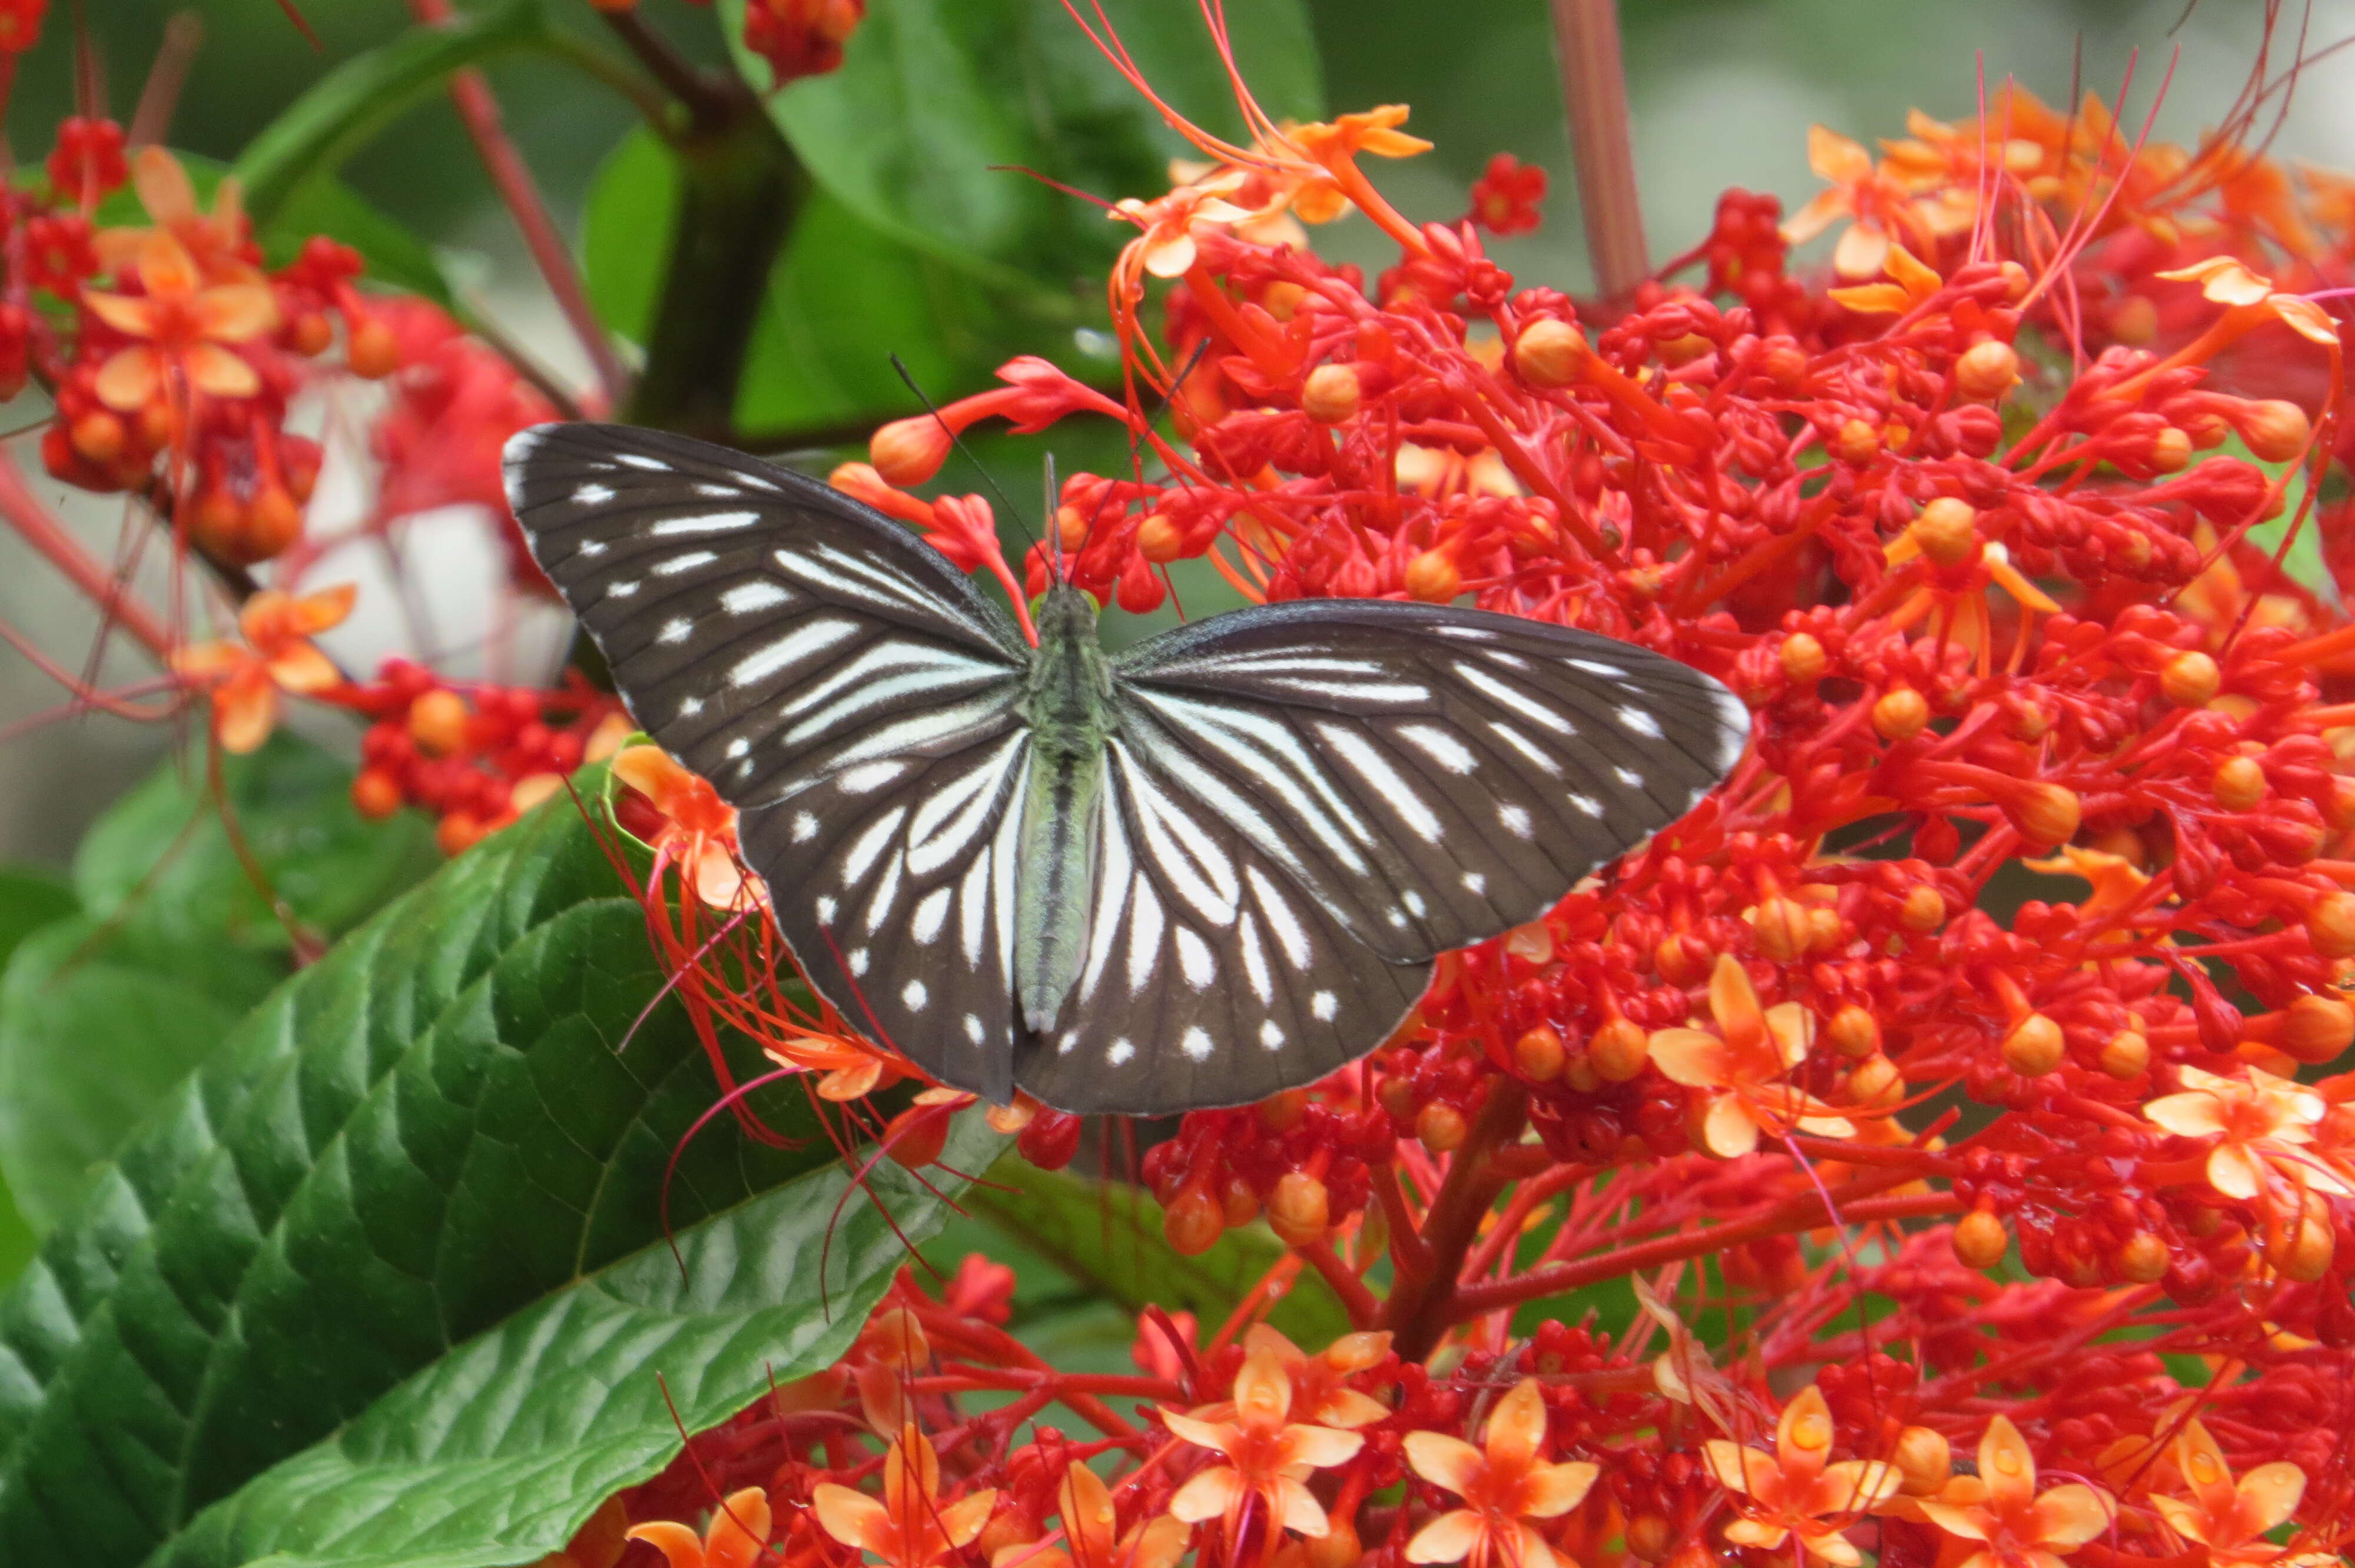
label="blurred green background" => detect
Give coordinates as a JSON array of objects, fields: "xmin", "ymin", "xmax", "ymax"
[{"xmin": 3, "ymin": 0, "xmax": 2350, "ymax": 864}]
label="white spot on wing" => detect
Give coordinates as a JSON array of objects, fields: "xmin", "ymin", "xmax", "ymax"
[
  {"xmin": 654, "ymin": 550, "xmax": 717, "ymax": 576},
  {"xmin": 576, "ymin": 539, "xmax": 608, "ymax": 557},
  {"xmin": 912, "ymin": 888, "xmax": 952, "ymax": 945},
  {"xmin": 837, "ymin": 760, "xmax": 907, "ymax": 794},
  {"xmin": 848, "ymin": 948, "xmax": 869, "ymax": 976},
  {"xmin": 1175, "ymin": 927, "xmax": 1217, "ymax": 989},
  {"xmin": 1312, "ymin": 991, "xmax": 1338, "ymax": 1021},
  {"xmin": 1318, "ymin": 723, "xmax": 1443, "ymax": 842},
  {"xmin": 729, "ymin": 617, "xmax": 857, "ymax": 688},
  {"xmin": 966, "ymin": 1014, "xmax": 987, "ymax": 1045},
  {"xmin": 651, "ymin": 511, "xmax": 761, "ymax": 537},
  {"xmin": 814, "ymin": 895, "xmax": 836, "ymax": 923},
  {"xmin": 1126, "ymin": 880, "xmax": 1165, "ymax": 995},
  {"xmin": 1570, "ymin": 657, "xmax": 1626, "ymax": 678},
  {"xmin": 726, "ymin": 737, "xmax": 750, "ymax": 759},
  {"xmin": 1180, "ymin": 1026, "xmax": 1214, "ymax": 1061},
  {"xmin": 839, "ymin": 806, "xmax": 907, "ymax": 887},
  {"xmin": 617, "ymin": 453, "xmax": 671, "ymax": 471},
  {"xmin": 791, "ymin": 812, "xmax": 818, "ymax": 843},
  {"xmin": 1462, "ymin": 871, "xmax": 1487, "ymax": 893},
  {"xmin": 1570, "ymin": 793, "xmax": 1604, "ymax": 818},
  {"xmin": 1397, "ymin": 723, "xmax": 1477, "ymax": 774},
  {"xmin": 606, "ymin": 580, "xmax": 639, "ymax": 599},
  {"xmin": 1615, "ymin": 765, "xmax": 1645, "ymax": 788},
  {"xmin": 1259, "ymin": 1019, "xmax": 1285, "ymax": 1049},
  {"xmin": 678, "ymin": 696, "xmax": 704, "ymax": 719},
  {"xmin": 721, "ymin": 581, "xmax": 791, "ymax": 614},
  {"xmin": 1247, "ymin": 867, "xmax": 1312, "ymax": 969},
  {"xmin": 573, "ymin": 482, "xmax": 615, "ymax": 505},
  {"xmin": 1404, "ymin": 889, "xmax": 1428, "ymax": 917},
  {"xmin": 1500, "ymin": 802, "xmax": 1535, "ymax": 838},
  {"xmin": 1617, "ymin": 704, "xmax": 1664, "ymax": 740},
  {"xmin": 1107, "ymin": 1038, "xmax": 1136, "ymax": 1066},
  {"xmin": 901, "ymin": 979, "xmax": 928, "ymax": 1012}
]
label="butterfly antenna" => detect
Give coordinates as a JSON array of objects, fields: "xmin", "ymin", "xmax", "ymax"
[
  {"xmin": 1044, "ymin": 451, "xmax": 1063, "ymax": 584},
  {"xmin": 889, "ymin": 353, "xmax": 1043, "ymax": 566}
]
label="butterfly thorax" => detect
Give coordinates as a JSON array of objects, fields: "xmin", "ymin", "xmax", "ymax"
[{"xmin": 1010, "ymin": 584, "xmax": 1118, "ymax": 1055}]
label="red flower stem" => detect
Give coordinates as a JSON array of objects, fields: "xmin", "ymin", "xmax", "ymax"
[
  {"xmin": 1371, "ymin": 1162, "xmax": 1435, "ymax": 1283},
  {"xmin": 1451, "ymin": 1188, "xmax": 1962, "ymax": 1317},
  {"xmin": 1461, "ymin": 1159, "xmax": 1591, "ymax": 1283},
  {"xmin": 1376, "ymin": 1079, "xmax": 1530, "ymax": 1361},
  {"xmin": 1292, "ymin": 1236, "xmax": 1382, "ymax": 1328},
  {"xmin": 908, "ymin": 1370, "xmax": 1182, "ymax": 1400},
  {"xmin": 1548, "ymin": 0, "xmax": 1648, "ymax": 301},
  {"xmin": 0, "ymin": 449, "xmax": 173, "ymax": 656},
  {"xmin": 406, "ymin": 0, "xmax": 630, "ymax": 410}
]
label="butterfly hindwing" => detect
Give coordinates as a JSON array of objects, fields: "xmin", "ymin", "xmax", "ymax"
[{"xmin": 503, "ymin": 423, "xmax": 1035, "ymax": 1099}]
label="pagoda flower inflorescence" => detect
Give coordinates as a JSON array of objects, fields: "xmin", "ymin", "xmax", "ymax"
[{"xmin": 13, "ymin": 2, "xmax": 2355, "ymax": 1566}]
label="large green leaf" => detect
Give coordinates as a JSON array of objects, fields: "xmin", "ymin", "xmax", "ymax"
[
  {"xmin": 72, "ymin": 733, "xmax": 437, "ymax": 961},
  {"xmin": 0, "ymin": 870, "xmax": 72, "ymax": 978},
  {"xmin": 967, "ymin": 1161, "xmax": 1352, "ymax": 1349},
  {"xmin": 726, "ymin": 0, "xmax": 1324, "ymax": 282},
  {"xmin": 0, "ymin": 777, "xmax": 999, "ymax": 1568}
]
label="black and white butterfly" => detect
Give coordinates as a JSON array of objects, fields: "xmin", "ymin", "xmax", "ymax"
[{"xmin": 503, "ymin": 423, "xmax": 1748, "ymax": 1116}]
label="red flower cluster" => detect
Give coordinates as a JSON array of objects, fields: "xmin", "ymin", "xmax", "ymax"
[{"xmin": 578, "ymin": 11, "xmax": 2355, "ymax": 1566}]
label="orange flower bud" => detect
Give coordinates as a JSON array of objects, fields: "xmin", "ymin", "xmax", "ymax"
[
  {"xmin": 2236, "ymin": 398, "xmax": 2312, "ymax": 463},
  {"xmin": 1748, "ymin": 895, "xmax": 1812, "ymax": 962},
  {"xmin": 1056, "ymin": 503, "xmax": 1090, "ymax": 550},
  {"xmin": 1262, "ymin": 281, "xmax": 1308, "ymax": 320},
  {"xmin": 2099, "ymin": 1029, "xmax": 2150, "ymax": 1079},
  {"xmin": 1893, "ymin": 1425, "xmax": 1952, "ymax": 1495},
  {"xmin": 2114, "ymin": 1231, "xmax": 2170, "ymax": 1284},
  {"xmin": 1624, "ymin": 1515, "xmax": 1671, "ymax": 1563},
  {"xmin": 2150, "ymin": 426, "xmax": 2193, "ymax": 473},
  {"xmin": 2309, "ymin": 892, "xmax": 2355, "ymax": 959},
  {"xmin": 1512, "ymin": 318, "xmax": 1587, "ymax": 387},
  {"xmin": 1953, "ymin": 1209, "xmax": 2008, "ymax": 1270},
  {"xmin": 1873, "ymin": 686, "xmax": 1929, "ymax": 741},
  {"xmin": 1267, "ymin": 1171, "xmax": 1330, "ymax": 1245},
  {"xmin": 1417, "ymin": 1101, "xmax": 1468, "ymax": 1153},
  {"xmin": 1779, "ymin": 631, "xmax": 1826, "ymax": 683},
  {"xmin": 2162, "ymin": 650, "xmax": 2221, "ymax": 707},
  {"xmin": 1135, "ymin": 512, "xmax": 1183, "ymax": 563},
  {"xmin": 1404, "ymin": 549, "xmax": 1461, "ymax": 603},
  {"xmin": 289, "ymin": 311, "xmax": 333, "ymax": 357},
  {"xmin": 408, "ymin": 689, "xmax": 471, "ymax": 758},
  {"xmin": 1301, "ymin": 363, "xmax": 1361, "ymax": 423},
  {"xmin": 1305, "ymin": 1518, "xmax": 1362, "ymax": 1568},
  {"xmin": 1832, "ymin": 418, "xmax": 1880, "ymax": 463},
  {"xmin": 869, "ymin": 414, "xmax": 953, "ymax": 485},
  {"xmin": 2111, "ymin": 293, "xmax": 2157, "ymax": 344},
  {"xmin": 1163, "ymin": 1184, "xmax": 1224, "ymax": 1255},
  {"xmin": 2264, "ymin": 1211, "xmax": 2335, "ymax": 1283},
  {"xmin": 238, "ymin": 487, "xmax": 304, "ymax": 564},
  {"xmin": 1829, "ymin": 1005, "xmax": 1880, "ymax": 1059},
  {"xmin": 2002, "ymin": 1012, "xmax": 2066, "ymax": 1077},
  {"xmin": 1514, "ymin": 1024, "xmax": 1567, "ymax": 1081},
  {"xmin": 1221, "ymin": 1174, "xmax": 1261, "ymax": 1227},
  {"xmin": 1912, "ymin": 497, "xmax": 1979, "ymax": 566},
  {"xmin": 2280, "ymin": 994, "xmax": 2355, "ymax": 1065},
  {"xmin": 1900, "ymin": 884, "xmax": 1946, "ymax": 932},
  {"xmin": 1807, "ymin": 906, "xmax": 1843, "ymax": 952},
  {"xmin": 1955, "ymin": 338, "xmax": 2021, "ymax": 401},
  {"xmin": 1589, "ymin": 1017, "xmax": 1651, "ymax": 1081},
  {"xmin": 70, "ymin": 409, "xmax": 125, "ymax": 462},
  {"xmin": 2212, "ymin": 755, "xmax": 2266, "ymax": 810},
  {"xmin": 1762, "ymin": 337, "xmax": 1809, "ymax": 390},
  {"xmin": 346, "ymin": 315, "xmax": 401, "ymax": 378},
  {"xmin": 351, "ymin": 768, "xmax": 404, "ymax": 820},
  {"xmin": 2009, "ymin": 782, "xmax": 2081, "ymax": 847},
  {"xmin": 436, "ymin": 810, "xmax": 486, "ymax": 857},
  {"xmin": 1848, "ymin": 1054, "xmax": 1902, "ymax": 1107}
]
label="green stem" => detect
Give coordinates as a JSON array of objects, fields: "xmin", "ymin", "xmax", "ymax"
[{"xmin": 625, "ymin": 103, "xmax": 806, "ymax": 440}]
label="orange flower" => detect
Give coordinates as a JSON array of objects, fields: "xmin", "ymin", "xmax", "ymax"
[
  {"xmin": 1915, "ymin": 1416, "xmax": 2116, "ymax": 1568},
  {"xmin": 812, "ymin": 1424, "xmax": 998, "ymax": 1567},
  {"xmin": 81, "ymin": 230, "xmax": 278, "ymax": 412},
  {"xmin": 1113, "ymin": 168, "xmax": 1254, "ymax": 280},
  {"xmin": 1402, "ymin": 1378, "xmax": 1598, "ymax": 1568},
  {"xmin": 172, "ymin": 584, "xmax": 352, "ymax": 754},
  {"xmin": 1703, "ymin": 1384, "xmax": 1899, "ymax": 1566},
  {"xmin": 2104, "ymin": 258, "xmax": 2343, "ymax": 404},
  {"xmin": 2149, "ymin": 1418, "xmax": 2308, "ymax": 1568},
  {"xmin": 94, "ymin": 147, "xmax": 263, "ymax": 287},
  {"xmin": 1647, "ymin": 954, "xmax": 1855, "ymax": 1157},
  {"xmin": 1781, "ymin": 125, "xmax": 1960, "ymax": 280},
  {"xmin": 626, "ymin": 1486, "xmax": 771, "ymax": 1568},
  {"xmin": 1161, "ymin": 1340, "xmax": 1365, "ymax": 1540},
  {"xmin": 612, "ymin": 745, "xmax": 756, "ymax": 912},
  {"xmin": 2144, "ymin": 1065, "xmax": 2344, "ymax": 1202},
  {"xmin": 995, "ymin": 1461, "xmax": 1189, "ymax": 1568},
  {"xmin": 1213, "ymin": 1324, "xmax": 1392, "ymax": 1431}
]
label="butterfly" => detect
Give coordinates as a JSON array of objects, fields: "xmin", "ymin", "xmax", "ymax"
[{"xmin": 502, "ymin": 423, "xmax": 1749, "ymax": 1117}]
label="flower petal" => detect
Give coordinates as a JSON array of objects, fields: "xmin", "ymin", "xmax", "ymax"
[
  {"xmin": 1978, "ymin": 1416, "xmax": 2038, "ymax": 1509},
  {"xmin": 1232, "ymin": 1344, "xmax": 1292, "ymax": 1424},
  {"xmin": 1522, "ymin": 1459, "xmax": 1600, "ymax": 1518},
  {"xmin": 82, "ymin": 290, "xmax": 157, "ymax": 337},
  {"xmin": 2238, "ymin": 1461, "xmax": 2308, "ymax": 1532},
  {"xmin": 623, "ymin": 1523, "xmax": 707, "ymax": 1568},
  {"xmin": 1169, "ymin": 1464, "xmax": 1243, "ymax": 1524},
  {"xmin": 185, "ymin": 341, "xmax": 261, "ymax": 398},
  {"xmin": 1273, "ymin": 1474, "xmax": 1331, "ymax": 1537},
  {"xmin": 1646, "ymin": 1028, "xmax": 1730, "ymax": 1087},
  {"xmin": 1486, "ymin": 1379, "xmax": 1548, "ymax": 1469},
  {"xmin": 703, "ymin": 1488, "xmax": 772, "ymax": 1568},
  {"xmin": 214, "ymin": 679, "xmax": 277, "ymax": 755},
  {"xmin": 94, "ymin": 346, "xmax": 161, "ymax": 412},
  {"xmin": 1726, "ymin": 1519, "xmax": 1793, "ymax": 1550},
  {"xmin": 194, "ymin": 284, "xmax": 281, "ymax": 343},
  {"xmin": 132, "ymin": 147, "xmax": 198, "ymax": 225},
  {"xmin": 2031, "ymin": 1484, "xmax": 2115, "ymax": 1547},
  {"xmin": 1405, "ymin": 1509, "xmax": 1484, "ymax": 1564},
  {"xmin": 2207, "ymin": 1145, "xmax": 2266, "ymax": 1201},
  {"xmin": 810, "ymin": 1484, "xmax": 891, "ymax": 1554},
  {"xmin": 2145, "ymin": 1091, "xmax": 2228, "ymax": 1137},
  {"xmin": 1278, "ymin": 1422, "xmax": 1365, "ymax": 1470},
  {"xmin": 1404, "ymin": 1431, "xmax": 1485, "ymax": 1495},
  {"xmin": 1703, "ymin": 1092, "xmax": 1763, "ymax": 1158},
  {"xmin": 1916, "ymin": 1501, "xmax": 1993, "ymax": 1542},
  {"xmin": 1162, "ymin": 1408, "xmax": 1239, "ymax": 1456},
  {"xmin": 940, "ymin": 1490, "xmax": 1000, "ymax": 1550},
  {"xmin": 1834, "ymin": 222, "xmax": 1893, "ymax": 281}
]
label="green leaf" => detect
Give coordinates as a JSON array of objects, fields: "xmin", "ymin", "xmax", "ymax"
[
  {"xmin": 725, "ymin": 0, "xmax": 1324, "ymax": 282},
  {"xmin": 966, "ymin": 1159, "xmax": 1352, "ymax": 1349},
  {"xmin": 0, "ymin": 918, "xmax": 278, "ymax": 1234},
  {"xmin": 71, "ymin": 732, "xmax": 438, "ymax": 961},
  {"xmin": 0, "ymin": 776, "xmax": 1001, "ymax": 1568},
  {"xmin": 0, "ymin": 869, "xmax": 72, "ymax": 978},
  {"xmin": 581, "ymin": 126, "xmax": 1066, "ymax": 438}
]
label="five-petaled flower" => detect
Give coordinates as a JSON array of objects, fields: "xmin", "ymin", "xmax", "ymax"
[
  {"xmin": 612, "ymin": 745, "xmax": 756, "ymax": 912},
  {"xmin": 1403, "ymin": 1377, "xmax": 1598, "ymax": 1568},
  {"xmin": 1703, "ymin": 1384, "xmax": 1899, "ymax": 1565},
  {"xmin": 999, "ymin": 1460, "xmax": 1190, "ymax": 1568},
  {"xmin": 1468, "ymin": 152, "xmax": 1547, "ymax": 235},
  {"xmin": 1162, "ymin": 1338, "xmax": 1365, "ymax": 1541},
  {"xmin": 2144, "ymin": 1065, "xmax": 2346, "ymax": 1203},
  {"xmin": 626, "ymin": 1486, "xmax": 771, "ymax": 1568},
  {"xmin": 1647, "ymin": 954, "xmax": 1856, "ymax": 1157},
  {"xmin": 82, "ymin": 228, "xmax": 277, "ymax": 412},
  {"xmin": 173, "ymin": 584, "xmax": 352, "ymax": 754},
  {"xmin": 813, "ymin": 1423, "xmax": 999, "ymax": 1567},
  {"xmin": 1915, "ymin": 1416, "xmax": 2115, "ymax": 1568},
  {"xmin": 2149, "ymin": 1418, "xmax": 2308, "ymax": 1568},
  {"xmin": 1780, "ymin": 124, "xmax": 1961, "ymax": 278}
]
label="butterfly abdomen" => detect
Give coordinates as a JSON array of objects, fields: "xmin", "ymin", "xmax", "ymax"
[{"xmin": 1013, "ymin": 586, "xmax": 1119, "ymax": 1041}]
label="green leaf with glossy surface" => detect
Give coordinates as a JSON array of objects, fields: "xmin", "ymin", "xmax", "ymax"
[
  {"xmin": 71, "ymin": 732, "xmax": 437, "ymax": 960},
  {"xmin": 726, "ymin": 0, "xmax": 1323, "ymax": 281},
  {"xmin": 966, "ymin": 1160, "xmax": 1351, "ymax": 1348},
  {"xmin": 0, "ymin": 778, "xmax": 998, "ymax": 1568}
]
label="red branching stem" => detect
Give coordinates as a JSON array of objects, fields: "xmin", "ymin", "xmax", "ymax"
[
  {"xmin": 1377, "ymin": 1079, "xmax": 1530, "ymax": 1361},
  {"xmin": 406, "ymin": 0, "xmax": 629, "ymax": 409},
  {"xmin": 1292, "ymin": 1236, "xmax": 1382, "ymax": 1328},
  {"xmin": 0, "ymin": 450, "xmax": 173, "ymax": 657},
  {"xmin": 1549, "ymin": 0, "xmax": 1648, "ymax": 301}
]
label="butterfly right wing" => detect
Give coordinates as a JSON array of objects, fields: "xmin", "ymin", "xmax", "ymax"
[{"xmin": 503, "ymin": 422, "xmax": 1037, "ymax": 1102}]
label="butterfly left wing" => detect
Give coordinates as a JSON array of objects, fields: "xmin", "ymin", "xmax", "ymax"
[
  {"xmin": 503, "ymin": 423, "xmax": 1039, "ymax": 1102},
  {"xmin": 1009, "ymin": 599, "xmax": 1747, "ymax": 1115}
]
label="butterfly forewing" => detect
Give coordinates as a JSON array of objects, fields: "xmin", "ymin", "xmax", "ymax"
[
  {"xmin": 1023, "ymin": 600, "xmax": 1749, "ymax": 1111},
  {"xmin": 503, "ymin": 423, "xmax": 1036, "ymax": 1099}
]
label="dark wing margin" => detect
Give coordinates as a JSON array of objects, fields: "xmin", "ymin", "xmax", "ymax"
[
  {"xmin": 502, "ymin": 421, "xmax": 1036, "ymax": 1102},
  {"xmin": 1015, "ymin": 597, "xmax": 1744, "ymax": 1117}
]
